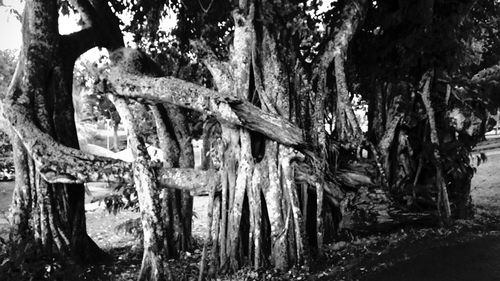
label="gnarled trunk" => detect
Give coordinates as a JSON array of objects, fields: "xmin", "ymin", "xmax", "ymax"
[
  {"xmin": 7, "ymin": 0, "xmax": 104, "ymax": 262},
  {"xmin": 198, "ymin": 1, "xmax": 340, "ymax": 275}
]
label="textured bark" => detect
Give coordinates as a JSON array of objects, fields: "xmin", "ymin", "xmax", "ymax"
[
  {"xmin": 113, "ymin": 97, "xmax": 171, "ymax": 281},
  {"xmin": 332, "ymin": 0, "xmax": 368, "ymax": 142},
  {"xmin": 150, "ymin": 105, "xmax": 181, "ymax": 259},
  {"xmin": 262, "ymin": 141, "xmax": 288, "ymax": 268},
  {"xmin": 163, "ymin": 105, "xmax": 195, "ymax": 251},
  {"xmin": 9, "ymin": 135, "xmax": 32, "ymax": 240},
  {"xmin": 4, "ymin": 3, "xmax": 216, "ymax": 269},
  {"xmin": 107, "ymin": 65, "xmax": 308, "ymax": 150},
  {"xmin": 3, "ymin": 0, "xmax": 105, "ymax": 263},
  {"xmin": 197, "ymin": 2, "xmax": 328, "ymax": 273},
  {"xmin": 420, "ymin": 72, "xmax": 452, "ymax": 221},
  {"xmin": 4, "ymin": 0, "xmax": 356, "ymax": 276}
]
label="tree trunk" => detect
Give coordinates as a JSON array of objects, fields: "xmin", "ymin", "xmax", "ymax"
[
  {"xmin": 151, "ymin": 104, "xmax": 194, "ymax": 259},
  {"xmin": 333, "ymin": 0, "xmax": 367, "ymax": 143},
  {"xmin": 7, "ymin": 0, "xmax": 104, "ymax": 262},
  {"xmin": 9, "ymin": 136, "xmax": 32, "ymax": 240},
  {"xmin": 366, "ymin": 70, "xmax": 476, "ymax": 220},
  {"xmin": 198, "ymin": 1, "xmax": 339, "ymax": 274},
  {"xmin": 420, "ymin": 71, "xmax": 451, "ymax": 221}
]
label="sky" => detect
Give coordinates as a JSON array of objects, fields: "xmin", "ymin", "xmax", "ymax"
[{"xmin": 0, "ymin": 1, "xmax": 23, "ymax": 50}]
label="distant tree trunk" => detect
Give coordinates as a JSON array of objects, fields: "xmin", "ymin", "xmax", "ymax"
[
  {"xmin": 367, "ymin": 71, "xmax": 475, "ymax": 220},
  {"xmin": 7, "ymin": 0, "xmax": 104, "ymax": 262}
]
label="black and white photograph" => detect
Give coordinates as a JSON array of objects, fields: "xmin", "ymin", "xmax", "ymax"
[{"xmin": 0, "ymin": 0, "xmax": 499, "ymax": 280}]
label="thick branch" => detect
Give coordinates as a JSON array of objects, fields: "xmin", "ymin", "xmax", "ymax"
[
  {"xmin": 5, "ymin": 74, "xmax": 221, "ymax": 189},
  {"xmin": 108, "ymin": 68, "xmax": 309, "ymax": 149},
  {"xmin": 61, "ymin": 28, "xmax": 100, "ymax": 63},
  {"xmin": 69, "ymin": 0, "xmax": 124, "ymax": 50},
  {"xmin": 5, "ymin": 95, "xmax": 132, "ymax": 184},
  {"xmin": 158, "ymin": 169, "xmax": 220, "ymax": 195}
]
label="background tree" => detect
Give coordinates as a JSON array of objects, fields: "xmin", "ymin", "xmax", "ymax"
[{"xmin": 349, "ymin": 0, "xmax": 491, "ymax": 220}]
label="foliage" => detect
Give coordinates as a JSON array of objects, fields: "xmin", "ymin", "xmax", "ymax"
[
  {"xmin": 0, "ymin": 49, "xmax": 17, "ymax": 97},
  {"xmin": 109, "ymin": 0, "xmax": 233, "ymax": 57},
  {"xmin": 74, "ymin": 56, "xmax": 121, "ymax": 125},
  {"xmin": 115, "ymin": 217, "xmax": 143, "ymax": 240},
  {"xmin": 0, "ymin": 130, "xmax": 12, "ymax": 157}
]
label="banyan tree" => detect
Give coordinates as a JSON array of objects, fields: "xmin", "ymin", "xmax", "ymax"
[{"xmin": 4, "ymin": 0, "xmax": 494, "ymax": 280}]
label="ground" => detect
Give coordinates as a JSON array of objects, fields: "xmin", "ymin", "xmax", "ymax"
[{"xmin": 0, "ymin": 137, "xmax": 499, "ymax": 280}]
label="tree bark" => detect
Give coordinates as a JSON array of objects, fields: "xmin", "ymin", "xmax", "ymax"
[
  {"xmin": 107, "ymin": 64, "xmax": 308, "ymax": 150},
  {"xmin": 9, "ymin": 135, "xmax": 32, "ymax": 240},
  {"xmin": 4, "ymin": 0, "xmax": 107, "ymax": 263},
  {"xmin": 420, "ymin": 71, "xmax": 452, "ymax": 221},
  {"xmin": 332, "ymin": 0, "xmax": 368, "ymax": 143},
  {"xmin": 113, "ymin": 97, "xmax": 172, "ymax": 281}
]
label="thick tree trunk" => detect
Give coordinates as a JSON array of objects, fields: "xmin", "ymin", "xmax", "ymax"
[
  {"xmin": 198, "ymin": 1, "xmax": 337, "ymax": 275},
  {"xmin": 6, "ymin": 0, "xmax": 104, "ymax": 263},
  {"xmin": 332, "ymin": 0, "xmax": 367, "ymax": 143},
  {"xmin": 113, "ymin": 98, "xmax": 172, "ymax": 281}
]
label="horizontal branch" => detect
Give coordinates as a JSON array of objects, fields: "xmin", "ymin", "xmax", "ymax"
[
  {"xmin": 108, "ymin": 67, "xmax": 309, "ymax": 149},
  {"xmin": 228, "ymin": 100, "xmax": 306, "ymax": 149},
  {"xmin": 5, "ymin": 71, "xmax": 221, "ymax": 190},
  {"xmin": 158, "ymin": 169, "xmax": 220, "ymax": 195},
  {"xmin": 5, "ymin": 100, "xmax": 133, "ymax": 184}
]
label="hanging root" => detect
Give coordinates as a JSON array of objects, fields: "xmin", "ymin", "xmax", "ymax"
[
  {"xmin": 198, "ymin": 179, "xmax": 218, "ymax": 281},
  {"xmin": 138, "ymin": 250, "xmax": 171, "ymax": 281}
]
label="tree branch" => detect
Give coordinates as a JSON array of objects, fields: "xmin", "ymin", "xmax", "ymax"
[
  {"xmin": 61, "ymin": 28, "xmax": 100, "ymax": 63},
  {"xmin": 68, "ymin": 0, "xmax": 124, "ymax": 50},
  {"xmin": 4, "ymin": 73, "xmax": 223, "ymax": 189},
  {"xmin": 5, "ymin": 98, "xmax": 132, "ymax": 184},
  {"xmin": 158, "ymin": 169, "xmax": 220, "ymax": 195},
  {"xmin": 107, "ymin": 66, "xmax": 310, "ymax": 149},
  {"xmin": 190, "ymin": 40, "xmax": 232, "ymax": 89},
  {"xmin": 313, "ymin": 0, "xmax": 368, "ymax": 75}
]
